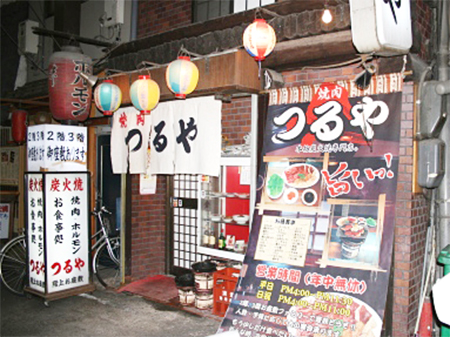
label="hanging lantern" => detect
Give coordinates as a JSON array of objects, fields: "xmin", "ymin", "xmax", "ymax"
[
  {"xmin": 11, "ymin": 109, "xmax": 27, "ymax": 144},
  {"xmin": 129, "ymin": 75, "xmax": 160, "ymax": 115},
  {"xmin": 94, "ymin": 80, "xmax": 122, "ymax": 116},
  {"xmin": 165, "ymin": 56, "xmax": 199, "ymax": 99},
  {"xmin": 243, "ymin": 18, "xmax": 276, "ymax": 68},
  {"xmin": 48, "ymin": 46, "xmax": 92, "ymax": 123}
]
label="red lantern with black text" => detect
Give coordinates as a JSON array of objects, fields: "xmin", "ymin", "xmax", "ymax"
[
  {"xmin": 11, "ymin": 109, "xmax": 27, "ymax": 144},
  {"xmin": 48, "ymin": 46, "xmax": 92, "ymax": 123}
]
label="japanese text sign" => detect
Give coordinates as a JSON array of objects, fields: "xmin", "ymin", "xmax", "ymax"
[
  {"xmin": 27, "ymin": 124, "xmax": 87, "ymax": 172},
  {"xmin": 218, "ymin": 74, "xmax": 404, "ymax": 337},
  {"xmin": 111, "ymin": 106, "xmax": 151, "ymax": 174},
  {"xmin": 26, "ymin": 172, "xmax": 90, "ymax": 293},
  {"xmin": 149, "ymin": 96, "xmax": 222, "ymax": 176}
]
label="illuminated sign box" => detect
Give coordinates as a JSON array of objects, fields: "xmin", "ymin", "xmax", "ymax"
[{"xmin": 349, "ymin": 0, "xmax": 412, "ymax": 55}]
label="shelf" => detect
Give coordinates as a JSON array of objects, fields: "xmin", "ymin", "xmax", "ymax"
[
  {"xmin": 197, "ymin": 245, "xmax": 245, "ymax": 262},
  {"xmin": 205, "ymin": 219, "xmax": 249, "ymax": 226},
  {"xmin": 203, "ymin": 192, "xmax": 250, "ymax": 200}
]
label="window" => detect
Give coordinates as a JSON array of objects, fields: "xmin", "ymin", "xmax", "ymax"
[{"xmin": 192, "ymin": 0, "xmax": 276, "ymax": 23}]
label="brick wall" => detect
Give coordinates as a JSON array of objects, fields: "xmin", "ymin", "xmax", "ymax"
[
  {"xmin": 411, "ymin": 0, "xmax": 434, "ymax": 61},
  {"xmin": 130, "ymin": 175, "xmax": 167, "ymax": 280},
  {"xmin": 392, "ymin": 83, "xmax": 429, "ymax": 336},
  {"xmin": 222, "ymin": 98, "xmax": 252, "ymax": 145},
  {"xmin": 137, "ymin": 0, "xmax": 192, "ymax": 39},
  {"xmin": 130, "ymin": 0, "xmax": 192, "ymax": 281}
]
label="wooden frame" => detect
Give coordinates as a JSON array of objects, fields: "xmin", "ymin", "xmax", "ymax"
[
  {"xmin": 318, "ymin": 194, "xmax": 387, "ymax": 272},
  {"xmin": 257, "ymin": 153, "xmax": 329, "ymax": 214}
]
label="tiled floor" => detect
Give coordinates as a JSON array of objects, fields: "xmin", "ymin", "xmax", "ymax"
[{"xmin": 117, "ymin": 274, "xmax": 222, "ymax": 321}]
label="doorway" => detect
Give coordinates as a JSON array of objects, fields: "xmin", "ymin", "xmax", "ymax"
[{"xmin": 96, "ymin": 134, "xmax": 121, "ymax": 231}]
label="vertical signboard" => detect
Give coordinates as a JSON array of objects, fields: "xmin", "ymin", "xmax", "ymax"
[
  {"xmin": 45, "ymin": 172, "xmax": 90, "ymax": 292},
  {"xmin": 27, "ymin": 173, "xmax": 45, "ymax": 292},
  {"xmin": 218, "ymin": 74, "xmax": 403, "ymax": 337},
  {"xmin": 26, "ymin": 172, "xmax": 92, "ymax": 297}
]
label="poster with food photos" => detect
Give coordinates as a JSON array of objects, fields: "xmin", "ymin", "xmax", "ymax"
[{"xmin": 218, "ymin": 74, "xmax": 403, "ymax": 337}]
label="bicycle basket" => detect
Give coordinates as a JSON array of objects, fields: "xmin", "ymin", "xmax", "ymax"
[{"xmin": 102, "ymin": 215, "xmax": 119, "ymax": 237}]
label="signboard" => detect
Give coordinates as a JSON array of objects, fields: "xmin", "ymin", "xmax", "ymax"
[
  {"xmin": 149, "ymin": 96, "xmax": 222, "ymax": 176},
  {"xmin": 218, "ymin": 74, "xmax": 403, "ymax": 337},
  {"xmin": 111, "ymin": 106, "xmax": 151, "ymax": 174},
  {"xmin": 0, "ymin": 147, "xmax": 20, "ymax": 186},
  {"xmin": 26, "ymin": 172, "xmax": 91, "ymax": 294},
  {"xmin": 0, "ymin": 204, "xmax": 11, "ymax": 239},
  {"xmin": 27, "ymin": 124, "xmax": 87, "ymax": 172},
  {"xmin": 349, "ymin": 0, "xmax": 412, "ymax": 55},
  {"xmin": 27, "ymin": 173, "xmax": 46, "ymax": 291}
]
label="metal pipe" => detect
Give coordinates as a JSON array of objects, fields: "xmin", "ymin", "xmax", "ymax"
[
  {"xmin": 436, "ymin": 0, "xmax": 450, "ymax": 283},
  {"xmin": 250, "ymin": 94, "xmax": 258, "ymax": 225}
]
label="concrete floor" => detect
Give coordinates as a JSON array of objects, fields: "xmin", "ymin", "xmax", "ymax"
[{"xmin": 1, "ymin": 282, "xmax": 220, "ymax": 337}]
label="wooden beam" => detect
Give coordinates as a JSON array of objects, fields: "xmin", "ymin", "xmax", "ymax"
[
  {"xmin": 264, "ymin": 30, "xmax": 358, "ymax": 71},
  {"xmin": 106, "ymin": 49, "xmax": 261, "ymax": 104},
  {"xmin": 1, "ymin": 98, "xmax": 49, "ymax": 106},
  {"xmin": 110, "ymin": 0, "xmax": 338, "ymax": 58}
]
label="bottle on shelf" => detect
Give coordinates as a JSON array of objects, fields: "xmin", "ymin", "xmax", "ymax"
[
  {"xmin": 202, "ymin": 224, "xmax": 210, "ymax": 247},
  {"xmin": 218, "ymin": 224, "xmax": 226, "ymax": 250},
  {"xmin": 208, "ymin": 223, "xmax": 216, "ymax": 248}
]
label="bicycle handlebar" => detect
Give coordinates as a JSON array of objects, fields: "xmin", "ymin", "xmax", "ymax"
[{"xmin": 92, "ymin": 206, "xmax": 112, "ymax": 216}]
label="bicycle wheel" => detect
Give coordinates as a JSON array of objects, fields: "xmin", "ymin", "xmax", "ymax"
[
  {"xmin": 0, "ymin": 236, "xmax": 27, "ymax": 295},
  {"xmin": 93, "ymin": 237, "xmax": 121, "ymax": 289}
]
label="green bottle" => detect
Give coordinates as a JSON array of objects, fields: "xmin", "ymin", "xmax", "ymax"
[{"xmin": 218, "ymin": 225, "xmax": 226, "ymax": 250}]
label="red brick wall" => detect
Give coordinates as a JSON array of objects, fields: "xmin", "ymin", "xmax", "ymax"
[
  {"xmin": 222, "ymin": 98, "xmax": 252, "ymax": 145},
  {"xmin": 412, "ymin": 1, "xmax": 433, "ymax": 60},
  {"xmin": 130, "ymin": 0, "xmax": 192, "ymax": 281},
  {"xmin": 130, "ymin": 175, "xmax": 167, "ymax": 280},
  {"xmin": 137, "ymin": 0, "xmax": 192, "ymax": 39},
  {"xmin": 392, "ymin": 83, "xmax": 429, "ymax": 337}
]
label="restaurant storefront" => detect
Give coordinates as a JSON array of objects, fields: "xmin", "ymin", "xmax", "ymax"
[{"xmin": 2, "ymin": 0, "xmax": 444, "ymax": 335}]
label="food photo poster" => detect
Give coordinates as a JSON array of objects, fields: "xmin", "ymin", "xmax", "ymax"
[{"xmin": 218, "ymin": 74, "xmax": 404, "ymax": 337}]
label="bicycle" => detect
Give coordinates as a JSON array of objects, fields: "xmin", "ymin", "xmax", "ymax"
[
  {"xmin": 91, "ymin": 206, "xmax": 121, "ymax": 289},
  {"xmin": 0, "ymin": 206, "xmax": 121, "ymax": 295},
  {"xmin": 0, "ymin": 234, "xmax": 27, "ymax": 295}
]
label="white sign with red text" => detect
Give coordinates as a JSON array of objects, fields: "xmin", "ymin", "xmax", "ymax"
[
  {"xmin": 44, "ymin": 173, "xmax": 90, "ymax": 293},
  {"xmin": 27, "ymin": 173, "xmax": 46, "ymax": 292}
]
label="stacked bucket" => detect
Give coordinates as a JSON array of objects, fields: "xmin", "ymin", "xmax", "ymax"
[{"xmin": 192, "ymin": 261, "xmax": 216, "ymax": 310}]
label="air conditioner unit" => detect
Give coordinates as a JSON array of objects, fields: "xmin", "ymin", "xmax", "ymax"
[
  {"xmin": 103, "ymin": 0, "xmax": 125, "ymax": 27},
  {"xmin": 18, "ymin": 20, "xmax": 39, "ymax": 54}
]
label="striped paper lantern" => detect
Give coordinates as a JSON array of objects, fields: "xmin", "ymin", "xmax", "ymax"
[
  {"xmin": 94, "ymin": 80, "xmax": 122, "ymax": 116},
  {"xmin": 165, "ymin": 56, "xmax": 199, "ymax": 99},
  {"xmin": 243, "ymin": 18, "xmax": 276, "ymax": 62},
  {"xmin": 130, "ymin": 75, "xmax": 160, "ymax": 114}
]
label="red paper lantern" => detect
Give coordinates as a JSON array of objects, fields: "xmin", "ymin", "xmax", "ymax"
[
  {"xmin": 243, "ymin": 18, "xmax": 276, "ymax": 62},
  {"xmin": 11, "ymin": 109, "xmax": 27, "ymax": 144},
  {"xmin": 48, "ymin": 46, "xmax": 92, "ymax": 122}
]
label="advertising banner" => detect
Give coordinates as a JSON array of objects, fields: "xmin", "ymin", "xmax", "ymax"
[{"xmin": 218, "ymin": 74, "xmax": 404, "ymax": 337}]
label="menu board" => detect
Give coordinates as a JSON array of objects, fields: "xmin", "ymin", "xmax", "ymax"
[
  {"xmin": 255, "ymin": 216, "xmax": 310, "ymax": 266},
  {"xmin": 218, "ymin": 74, "xmax": 403, "ymax": 337}
]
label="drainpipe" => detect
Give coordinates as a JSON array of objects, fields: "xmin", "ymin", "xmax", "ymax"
[{"xmin": 435, "ymin": 0, "xmax": 450, "ymax": 261}]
